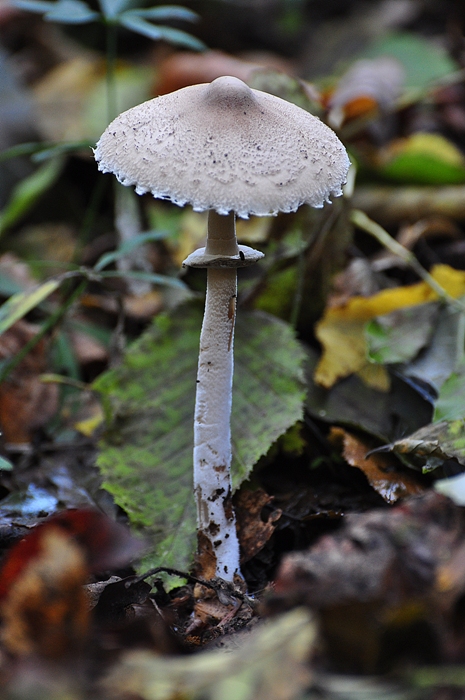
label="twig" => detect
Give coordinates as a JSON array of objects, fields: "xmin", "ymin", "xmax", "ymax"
[{"xmin": 351, "ymin": 209, "xmax": 465, "ymax": 313}]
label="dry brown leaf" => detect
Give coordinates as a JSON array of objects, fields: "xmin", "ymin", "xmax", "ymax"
[
  {"xmin": 154, "ymin": 50, "xmax": 291, "ymax": 96},
  {"xmin": 330, "ymin": 426, "xmax": 425, "ymax": 504},
  {"xmin": 80, "ymin": 291, "xmax": 163, "ymax": 321},
  {"xmin": 268, "ymin": 493, "xmax": 465, "ymax": 671},
  {"xmin": 235, "ymin": 488, "xmax": 282, "ymax": 564},
  {"xmin": 68, "ymin": 329, "xmax": 107, "ymax": 366},
  {"xmin": 0, "ymin": 320, "xmax": 58, "ymax": 444}
]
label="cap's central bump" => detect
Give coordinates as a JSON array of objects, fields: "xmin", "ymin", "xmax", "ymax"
[{"xmin": 204, "ymin": 75, "xmax": 256, "ymax": 110}]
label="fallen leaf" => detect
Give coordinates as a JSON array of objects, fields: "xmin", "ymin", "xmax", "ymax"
[
  {"xmin": 66, "ymin": 329, "xmax": 107, "ymax": 367},
  {"xmin": 391, "ymin": 419, "xmax": 465, "ymax": 471},
  {"xmin": 0, "ymin": 509, "xmax": 141, "ymax": 657},
  {"xmin": 400, "ymin": 302, "xmax": 465, "ymax": 393},
  {"xmin": 102, "ymin": 608, "xmax": 315, "ymax": 700},
  {"xmin": 35, "ymin": 56, "xmax": 154, "ymax": 141},
  {"xmin": 435, "ymin": 472, "xmax": 465, "ymax": 506},
  {"xmin": 315, "ymin": 264, "xmax": 465, "ymax": 389},
  {"xmin": 372, "ymin": 217, "xmax": 460, "ymax": 272},
  {"xmin": 155, "ymin": 49, "xmax": 291, "ymax": 96},
  {"xmin": 352, "ymin": 183, "xmax": 465, "ymax": 225},
  {"xmin": 378, "ymin": 132, "xmax": 465, "ymax": 185},
  {"xmin": 185, "ymin": 580, "xmax": 249, "ymax": 641},
  {"xmin": 328, "ymin": 56, "xmax": 404, "ymax": 128},
  {"xmin": 247, "ymin": 68, "xmax": 322, "ymax": 113},
  {"xmin": 95, "ymin": 302, "xmax": 306, "ymax": 577},
  {"xmin": 235, "ymin": 488, "xmax": 282, "ymax": 563},
  {"xmin": 10, "ymin": 223, "xmax": 76, "ymax": 278},
  {"xmin": 433, "ymin": 363, "xmax": 465, "ymax": 422},
  {"xmin": 0, "ymin": 522, "xmax": 89, "ymax": 657},
  {"xmin": 0, "ymin": 252, "xmax": 38, "ymax": 294},
  {"xmin": 361, "ymin": 32, "xmax": 458, "ymax": 92},
  {"xmin": 74, "ymin": 402, "xmax": 104, "ymax": 437},
  {"xmin": 306, "ymin": 347, "xmax": 432, "ymax": 443},
  {"xmin": 366, "ymin": 302, "xmax": 439, "ymax": 365},
  {"xmin": 330, "ymin": 427, "xmax": 425, "ymax": 504},
  {"xmin": 269, "ymin": 492, "xmax": 465, "ymax": 671}
]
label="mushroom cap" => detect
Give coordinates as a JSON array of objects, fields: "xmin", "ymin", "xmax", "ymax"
[{"xmin": 95, "ymin": 76, "xmax": 350, "ymax": 219}]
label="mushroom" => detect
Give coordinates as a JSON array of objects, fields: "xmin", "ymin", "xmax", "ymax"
[{"xmin": 94, "ymin": 75, "xmax": 350, "ymax": 582}]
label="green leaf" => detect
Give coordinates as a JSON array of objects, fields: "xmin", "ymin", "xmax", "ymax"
[
  {"xmin": 0, "ymin": 142, "xmax": 45, "ymax": 162},
  {"xmin": 400, "ymin": 302, "xmax": 465, "ymax": 392},
  {"xmin": 94, "ymin": 230, "xmax": 171, "ymax": 271},
  {"xmin": 0, "ymin": 157, "xmax": 64, "ymax": 236},
  {"xmin": 94, "ymin": 302, "xmax": 306, "ymax": 573},
  {"xmin": 44, "ymin": 0, "xmax": 98, "ymax": 23},
  {"xmin": 361, "ymin": 32, "xmax": 459, "ymax": 92},
  {"xmin": 0, "ymin": 280, "xmax": 61, "ymax": 336},
  {"xmin": 379, "ymin": 133, "xmax": 465, "ymax": 185},
  {"xmin": 98, "ymin": 0, "xmax": 130, "ymax": 20},
  {"xmin": 124, "ymin": 6, "xmax": 199, "ymax": 23},
  {"xmin": 53, "ymin": 329, "xmax": 81, "ymax": 380},
  {"xmin": 435, "ymin": 472, "xmax": 465, "ymax": 506},
  {"xmin": 118, "ymin": 14, "xmax": 205, "ymax": 50},
  {"xmin": 433, "ymin": 364, "xmax": 465, "ymax": 422},
  {"xmin": 391, "ymin": 419, "xmax": 465, "ymax": 471},
  {"xmin": 98, "ymin": 270, "xmax": 188, "ymax": 290},
  {"xmin": 0, "ymin": 140, "xmax": 91, "ymax": 163},
  {"xmin": 10, "ymin": 0, "xmax": 55, "ymax": 13},
  {"xmin": 32, "ymin": 140, "xmax": 93, "ymax": 162},
  {"xmin": 0, "ymin": 456, "xmax": 13, "ymax": 471},
  {"xmin": 232, "ymin": 311, "xmax": 307, "ymax": 484},
  {"xmin": 366, "ymin": 303, "xmax": 439, "ymax": 365}
]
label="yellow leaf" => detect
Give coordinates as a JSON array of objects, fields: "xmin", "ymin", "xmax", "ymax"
[
  {"xmin": 315, "ymin": 317, "xmax": 367, "ymax": 387},
  {"xmin": 356, "ymin": 363, "xmax": 390, "ymax": 391},
  {"xmin": 388, "ymin": 133, "xmax": 465, "ymax": 167},
  {"xmin": 75, "ymin": 407, "xmax": 104, "ymax": 437},
  {"xmin": 315, "ymin": 264, "xmax": 465, "ymax": 388}
]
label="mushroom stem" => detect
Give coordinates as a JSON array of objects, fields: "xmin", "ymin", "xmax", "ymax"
[
  {"xmin": 205, "ymin": 210, "xmax": 239, "ymax": 256},
  {"xmin": 193, "ymin": 212, "xmax": 241, "ymax": 581}
]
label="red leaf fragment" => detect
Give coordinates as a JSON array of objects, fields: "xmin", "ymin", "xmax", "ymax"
[{"xmin": 0, "ymin": 509, "xmax": 142, "ymax": 657}]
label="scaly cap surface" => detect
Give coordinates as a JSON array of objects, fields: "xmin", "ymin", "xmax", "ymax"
[{"xmin": 95, "ymin": 76, "xmax": 350, "ymax": 219}]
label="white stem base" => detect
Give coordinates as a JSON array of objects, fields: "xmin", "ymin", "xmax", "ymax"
[{"xmin": 193, "ymin": 266, "xmax": 241, "ymax": 580}]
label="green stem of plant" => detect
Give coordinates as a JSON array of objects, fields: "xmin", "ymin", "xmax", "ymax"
[
  {"xmin": 290, "ymin": 239, "xmax": 306, "ymax": 331},
  {"xmin": 105, "ymin": 21, "xmax": 118, "ymax": 123},
  {"xmin": 74, "ymin": 174, "xmax": 107, "ymax": 264},
  {"xmin": 0, "ymin": 280, "xmax": 87, "ymax": 385},
  {"xmin": 351, "ymin": 209, "xmax": 465, "ymax": 313}
]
